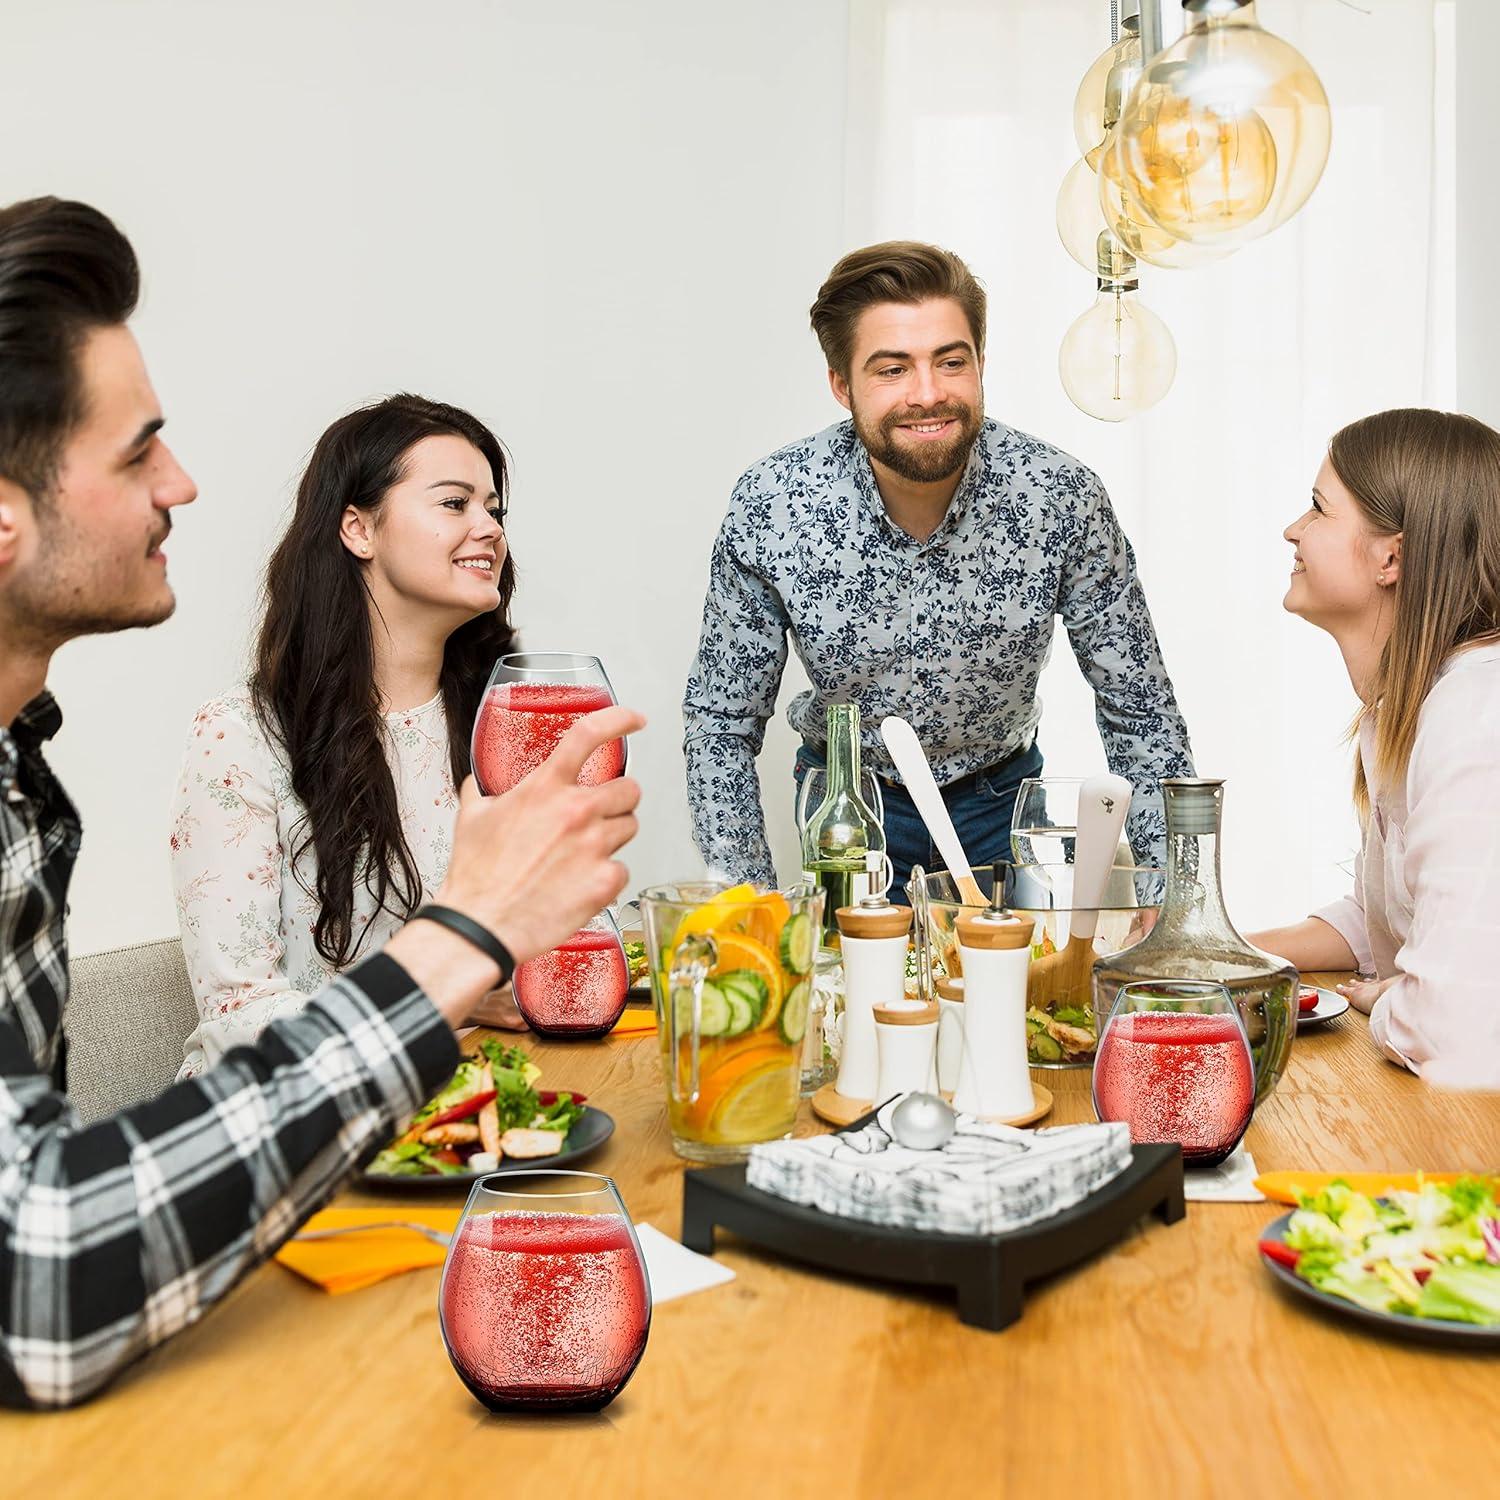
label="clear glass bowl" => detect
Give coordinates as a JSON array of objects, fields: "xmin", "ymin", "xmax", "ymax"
[{"xmin": 906, "ymin": 864, "xmax": 1163, "ymax": 1068}]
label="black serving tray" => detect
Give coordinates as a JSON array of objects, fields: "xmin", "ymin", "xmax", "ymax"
[{"xmin": 681, "ymin": 1135, "xmax": 1184, "ymax": 1330}]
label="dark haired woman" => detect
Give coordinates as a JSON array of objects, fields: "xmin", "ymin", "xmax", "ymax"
[{"xmin": 170, "ymin": 393, "xmax": 525, "ymax": 1076}]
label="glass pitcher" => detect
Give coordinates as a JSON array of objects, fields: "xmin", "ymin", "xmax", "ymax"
[
  {"xmin": 1091, "ymin": 779, "xmax": 1297, "ymax": 1103},
  {"xmin": 637, "ymin": 881, "xmax": 823, "ymax": 1163}
]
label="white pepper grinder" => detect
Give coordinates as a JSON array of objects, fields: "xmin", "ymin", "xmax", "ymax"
[
  {"xmin": 952, "ymin": 908, "xmax": 1036, "ymax": 1120},
  {"xmin": 935, "ymin": 975, "xmax": 967, "ymax": 1097},
  {"xmin": 834, "ymin": 895, "xmax": 913, "ymax": 1103},
  {"xmin": 873, "ymin": 1000, "xmax": 939, "ymax": 1101}
]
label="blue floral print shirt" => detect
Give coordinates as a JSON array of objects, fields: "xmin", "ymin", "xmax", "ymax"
[{"xmin": 682, "ymin": 417, "xmax": 1195, "ymax": 886}]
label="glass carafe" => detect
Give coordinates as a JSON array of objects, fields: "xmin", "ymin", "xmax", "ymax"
[{"xmin": 1091, "ymin": 779, "xmax": 1296, "ymax": 1103}]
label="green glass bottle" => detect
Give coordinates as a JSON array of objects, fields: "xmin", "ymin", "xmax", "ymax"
[{"xmin": 800, "ymin": 703, "xmax": 887, "ymax": 945}]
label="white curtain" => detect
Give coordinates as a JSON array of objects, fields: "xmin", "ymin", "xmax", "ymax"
[{"xmin": 840, "ymin": 0, "xmax": 1453, "ymax": 927}]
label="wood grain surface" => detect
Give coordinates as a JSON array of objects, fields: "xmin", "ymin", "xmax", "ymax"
[{"xmin": 5, "ymin": 973, "xmax": 1497, "ymax": 1498}]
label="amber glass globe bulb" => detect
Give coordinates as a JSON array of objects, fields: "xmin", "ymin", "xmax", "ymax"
[
  {"xmin": 1098, "ymin": 129, "xmax": 1237, "ymax": 270},
  {"xmin": 1057, "ymin": 155, "xmax": 1113, "ymax": 272},
  {"xmin": 1073, "ymin": 24, "xmax": 1143, "ymax": 157},
  {"xmin": 1115, "ymin": 0, "xmax": 1331, "ymax": 248},
  {"xmin": 1059, "ymin": 284, "xmax": 1177, "ymax": 422}
]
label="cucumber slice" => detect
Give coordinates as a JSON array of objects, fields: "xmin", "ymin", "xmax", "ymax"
[
  {"xmin": 779, "ymin": 912, "xmax": 815, "ymax": 975},
  {"xmin": 718, "ymin": 969, "xmax": 768, "ymax": 1023},
  {"xmin": 779, "ymin": 978, "xmax": 811, "ymax": 1045},
  {"xmin": 696, "ymin": 982, "xmax": 733, "ymax": 1038},
  {"xmin": 723, "ymin": 990, "xmax": 754, "ymax": 1037},
  {"xmin": 1030, "ymin": 1032, "xmax": 1064, "ymax": 1063}
]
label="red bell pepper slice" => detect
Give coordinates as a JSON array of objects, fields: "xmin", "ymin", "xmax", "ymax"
[
  {"xmin": 1258, "ymin": 1239, "xmax": 1301, "ymax": 1270},
  {"xmin": 537, "ymin": 1090, "xmax": 587, "ymax": 1106},
  {"xmin": 421, "ymin": 1088, "xmax": 498, "ymax": 1130}
]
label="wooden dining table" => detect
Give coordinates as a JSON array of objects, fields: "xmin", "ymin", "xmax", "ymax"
[{"xmin": 5, "ymin": 973, "xmax": 1498, "ymax": 1495}]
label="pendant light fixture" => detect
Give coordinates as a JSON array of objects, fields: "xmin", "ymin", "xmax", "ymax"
[
  {"xmin": 1113, "ymin": 0, "xmax": 1332, "ymax": 248},
  {"xmin": 1057, "ymin": 0, "xmax": 1331, "ymax": 419}
]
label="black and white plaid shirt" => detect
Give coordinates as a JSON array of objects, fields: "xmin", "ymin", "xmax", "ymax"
[{"xmin": 0, "ymin": 693, "xmax": 460, "ymax": 1409}]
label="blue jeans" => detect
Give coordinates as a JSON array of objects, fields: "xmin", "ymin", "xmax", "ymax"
[{"xmin": 793, "ymin": 739, "xmax": 1044, "ymax": 890}]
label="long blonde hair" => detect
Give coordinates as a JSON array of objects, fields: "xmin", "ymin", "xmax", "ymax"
[{"xmin": 1329, "ymin": 408, "xmax": 1500, "ymax": 812}]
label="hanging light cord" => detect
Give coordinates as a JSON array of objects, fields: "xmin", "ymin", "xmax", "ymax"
[{"xmin": 1110, "ymin": 0, "xmax": 1119, "ymax": 45}]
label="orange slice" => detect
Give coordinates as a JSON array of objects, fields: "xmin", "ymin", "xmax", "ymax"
[
  {"xmin": 677, "ymin": 1035, "xmax": 789, "ymax": 1134},
  {"xmin": 742, "ymin": 892, "xmax": 791, "ymax": 953},
  {"xmin": 711, "ymin": 931, "xmax": 784, "ymax": 1026}
]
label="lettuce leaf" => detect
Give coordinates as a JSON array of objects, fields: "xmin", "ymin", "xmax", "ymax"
[{"xmin": 1416, "ymin": 1265, "xmax": 1500, "ymax": 1326}]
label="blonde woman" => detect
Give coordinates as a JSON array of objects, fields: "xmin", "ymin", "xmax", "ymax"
[{"xmin": 1251, "ymin": 408, "xmax": 1500, "ymax": 1087}]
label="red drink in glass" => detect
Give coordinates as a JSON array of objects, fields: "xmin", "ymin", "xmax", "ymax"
[
  {"xmin": 472, "ymin": 682, "xmax": 625, "ymax": 795},
  {"xmin": 440, "ymin": 1209, "xmax": 650, "ymax": 1413},
  {"xmin": 1092, "ymin": 1011, "xmax": 1254, "ymax": 1166},
  {"xmin": 513, "ymin": 927, "xmax": 630, "ymax": 1038}
]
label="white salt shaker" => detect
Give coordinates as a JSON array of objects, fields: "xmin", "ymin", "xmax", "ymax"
[
  {"xmin": 873, "ymin": 1000, "xmax": 939, "ymax": 1102},
  {"xmin": 952, "ymin": 909, "xmax": 1036, "ymax": 1120},
  {"xmin": 935, "ymin": 976, "xmax": 967, "ymax": 1096},
  {"xmin": 834, "ymin": 896, "xmax": 913, "ymax": 1103}
]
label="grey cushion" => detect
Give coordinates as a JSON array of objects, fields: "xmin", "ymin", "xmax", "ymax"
[{"xmin": 65, "ymin": 938, "xmax": 198, "ymax": 1123}]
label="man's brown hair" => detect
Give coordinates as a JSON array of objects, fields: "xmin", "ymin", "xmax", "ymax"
[
  {"xmin": 0, "ymin": 197, "xmax": 139, "ymax": 498},
  {"xmin": 809, "ymin": 241, "xmax": 987, "ymax": 380}
]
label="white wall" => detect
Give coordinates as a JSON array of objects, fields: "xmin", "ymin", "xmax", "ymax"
[
  {"xmin": 1457, "ymin": 0, "xmax": 1500, "ymax": 426},
  {"xmin": 4, "ymin": 0, "xmax": 846, "ymax": 952},
  {"xmin": 11, "ymin": 0, "xmax": 1496, "ymax": 954}
]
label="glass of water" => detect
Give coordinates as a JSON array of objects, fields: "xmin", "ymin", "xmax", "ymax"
[{"xmin": 1010, "ymin": 778, "xmax": 1083, "ymax": 869}]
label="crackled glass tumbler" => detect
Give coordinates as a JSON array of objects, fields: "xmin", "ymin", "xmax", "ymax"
[
  {"xmin": 512, "ymin": 909, "xmax": 630, "ymax": 1038},
  {"xmin": 439, "ymin": 1171, "xmax": 651, "ymax": 1413},
  {"xmin": 471, "ymin": 652, "xmax": 625, "ymax": 795},
  {"xmin": 1092, "ymin": 981, "xmax": 1255, "ymax": 1168}
]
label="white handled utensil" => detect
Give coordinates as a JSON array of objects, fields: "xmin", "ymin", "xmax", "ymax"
[
  {"xmin": 1069, "ymin": 774, "xmax": 1133, "ymax": 942},
  {"xmin": 879, "ymin": 716, "xmax": 987, "ymax": 907}
]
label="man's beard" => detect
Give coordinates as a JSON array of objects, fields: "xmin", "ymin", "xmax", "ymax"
[
  {"xmin": 852, "ymin": 397, "xmax": 982, "ymax": 484},
  {"xmin": 5, "ymin": 510, "xmax": 176, "ymax": 650}
]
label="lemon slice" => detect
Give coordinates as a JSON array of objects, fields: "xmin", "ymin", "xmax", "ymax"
[
  {"xmin": 707, "ymin": 1062, "xmax": 799, "ymax": 1144},
  {"xmin": 671, "ymin": 883, "xmax": 759, "ymax": 947}
]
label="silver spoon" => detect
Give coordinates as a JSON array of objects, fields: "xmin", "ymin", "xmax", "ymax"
[
  {"xmin": 292, "ymin": 1220, "xmax": 452, "ymax": 1248},
  {"xmin": 890, "ymin": 1092, "xmax": 957, "ymax": 1151}
]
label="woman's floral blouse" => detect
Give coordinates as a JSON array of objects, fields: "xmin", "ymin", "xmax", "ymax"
[{"xmin": 169, "ymin": 688, "xmax": 458, "ymax": 1077}]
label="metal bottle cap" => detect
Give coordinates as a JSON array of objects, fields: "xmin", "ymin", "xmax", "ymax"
[{"xmin": 1161, "ymin": 777, "xmax": 1224, "ymax": 836}]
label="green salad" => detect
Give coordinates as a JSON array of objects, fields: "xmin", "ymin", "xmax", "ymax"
[
  {"xmin": 368, "ymin": 1040, "xmax": 586, "ymax": 1177},
  {"xmin": 1262, "ymin": 1178, "xmax": 1500, "ymax": 1326}
]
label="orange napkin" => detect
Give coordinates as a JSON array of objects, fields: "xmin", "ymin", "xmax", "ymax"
[
  {"xmin": 1253, "ymin": 1170, "xmax": 1475, "ymax": 1206},
  {"xmin": 275, "ymin": 1207, "xmax": 462, "ymax": 1294},
  {"xmin": 611, "ymin": 1007, "xmax": 657, "ymax": 1036}
]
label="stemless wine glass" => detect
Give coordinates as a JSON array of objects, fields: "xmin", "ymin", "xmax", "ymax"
[
  {"xmin": 796, "ymin": 765, "xmax": 885, "ymax": 834},
  {"xmin": 512, "ymin": 909, "xmax": 630, "ymax": 1038},
  {"xmin": 439, "ymin": 1170, "xmax": 651, "ymax": 1414},
  {"xmin": 1010, "ymin": 777, "xmax": 1083, "ymax": 869},
  {"xmin": 1091, "ymin": 981, "xmax": 1255, "ymax": 1167},
  {"xmin": 471, "ymin": 652, "xmax": 626, "ymax": 795}
]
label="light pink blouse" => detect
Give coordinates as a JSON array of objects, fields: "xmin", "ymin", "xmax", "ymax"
[{"xmin": 1314, "ymin": 641, "xmax": 1500, "ymax": 1086}]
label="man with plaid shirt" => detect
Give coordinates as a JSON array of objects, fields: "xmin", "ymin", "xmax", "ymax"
[{"xmin": 0, "ymin": 197, "xmax": 644, "ymax": 1408}]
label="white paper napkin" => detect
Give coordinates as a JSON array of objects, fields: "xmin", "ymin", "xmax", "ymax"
[
  {"xmin": 634, "ymin": 1222, "xmax": 736, "ymax": 1303},
  {"xmin": 1182, "ymin": 1145, "xmax": 1265, "ymax": 1202},
  {"xmin": 745, "ymin": 1099, "xmax": 1133, "ymax": 1236}
]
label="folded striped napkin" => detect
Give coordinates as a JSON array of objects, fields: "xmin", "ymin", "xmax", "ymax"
[{"xmin": 746, "ymin": 1095, "xmax": 1131, "ymax": 1237}]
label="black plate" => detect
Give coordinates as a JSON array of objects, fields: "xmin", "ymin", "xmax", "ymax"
[
  {"xmin": 1296, "ymin": 986, "xmax": 1350, "ymax": 1029},
  {"xmin": 1258, "ymin": 1210, "xmax": 1500, "ymax": 1349},
  {"xmin": 362, "ymin": 1107, "xmax": 615, "ymax": 1191}
]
